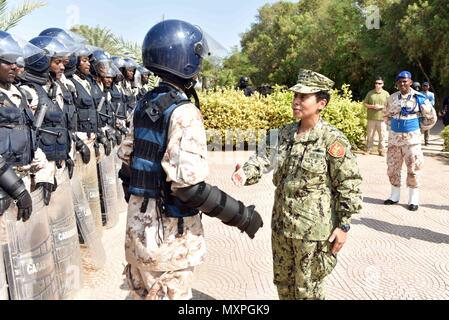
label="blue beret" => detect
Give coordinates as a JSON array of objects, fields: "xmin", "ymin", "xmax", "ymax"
[{"xmin": 396, "ymin": 71, "xmax": 412, "ymax": 81}]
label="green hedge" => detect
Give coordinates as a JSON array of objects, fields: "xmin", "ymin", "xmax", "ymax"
[{"xmin": 199, "ymin": 85, "xmax": 366, "ymax": 149}]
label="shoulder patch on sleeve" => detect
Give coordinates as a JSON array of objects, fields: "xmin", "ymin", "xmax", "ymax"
[{"xmin": 328, "ymin": 140, "xmax": 346, "ymax": 158}]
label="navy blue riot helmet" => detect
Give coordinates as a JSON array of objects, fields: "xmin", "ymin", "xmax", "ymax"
[
  {"xmin": 142, "ymin": 19, "xmax": 209, "ymax": 80},
  {"xmin": 0, "ymin": 31, "xmax": 24, "ymax": 65},
  {"xmin": 39, "ymin": 28, "xmax": 76, "ymax": 47},
  {"xmin": 26, "ymin": 36, "xmax": 71, "ymax": 74},
  {"xmin": 90, "ymin": 50, "xmax": 111, "ymax": 65},
  {"xmin": 90, "ymin": 50, "xmax": 114, "ymax": 78},
  {"xmin": 112, "ymin": 56, "xmax": 127, "ymax": 69},
  {"xmin": 25, "ymin": 39, "xmax": 51, "ymax": 74},
  {"xmin": 39, "ymin": 28, "xmax": 80, "ymax": 77},
  {"xmin": 64, "ymin": 54, "xmax": 78, "ymax": 77},
  {"xmin": 0, "ymin": 31, "xmax": 43, "ymax": 67}
]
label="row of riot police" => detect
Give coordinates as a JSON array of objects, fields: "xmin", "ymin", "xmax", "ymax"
[
  {"xmin": 0, "ymin": 28, "xmax": 151, "ymax": 300},
  {"xmin": 1, "ymin": 20, "xmax": 265, "ymax": 301}
]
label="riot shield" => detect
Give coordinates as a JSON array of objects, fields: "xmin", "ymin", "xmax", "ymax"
[
  {"xmin": 48, "ymin": 170, "xmax": 82, "ymax": 300},
  {"xmin": 0, "ymin": 243, "xmax": 8, "ymax": 300},
  {"xmin": 0, "ymin": 206, "xmax": 8, "ymax": 300},
  {"xmin": 71, "ymin": 175, "xmax": 106, "ymax": 270},
  {"xmin": 3, "ymin": 188, "xmax": 59, "ymax": 300},
  {"xmin": 98, "ymin": 153, "xmax": 119, "ymax": 229},
  {"xmin": 75, "ymin": 147, "xmax": 103, "ymax": 237}
]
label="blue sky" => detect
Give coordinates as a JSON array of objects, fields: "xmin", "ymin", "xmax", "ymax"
[{"xmin": 7, "ymin": 0, "xmax": 290, "ymax": 53}]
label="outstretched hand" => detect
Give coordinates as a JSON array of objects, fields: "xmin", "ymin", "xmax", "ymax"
[{"xmin": 231, "ymin": 164, "xmax": 247, "ymax": 187}]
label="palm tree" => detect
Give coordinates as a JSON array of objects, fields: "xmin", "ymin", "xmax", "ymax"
[
  {"xmin": 115, "ymin": 36, "xmax": 142, "ymax": 63},
  {"xmin": 70, "ymin": 25, "xmax": 118, "ymax": 54},
  {"xmin": 0, "ymin": 0, "xmax": 46, "ymax": 31},
  {"xmin": 71, "ymin": 25, "xmax": 142, "ymax": 62}
]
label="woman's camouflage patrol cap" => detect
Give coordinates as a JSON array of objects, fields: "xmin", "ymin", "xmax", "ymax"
[{"xmin": 289, "ymin": 69, "xmax": 335, "ymax": 94}]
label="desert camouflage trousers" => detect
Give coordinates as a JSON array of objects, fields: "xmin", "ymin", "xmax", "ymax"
[
  {"xmin": 124, "ymin": 264, "xmax": 195, "ymax": 300},
  {"xmin": 272, "ymin": 232, "xmax": 337, "ymax": 300},
  {"xmin": 387, "ymin": 144, "xmax": 424, "ymax": 188},
  {"xmin": 124, "ymin": 195, "xmax": 206, "ymax": 300}
]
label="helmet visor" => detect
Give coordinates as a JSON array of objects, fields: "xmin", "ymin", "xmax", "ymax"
[
  {"xmin": 0, "ymin": 34, "xmax": 23, "ymax": 64},
  {"xmin": 124, "ymin": 58, "xmax": 139, "ymax": 70},
  {"xmin": 77, "ymin": 44, "xmax": 97, "ymax": 58},
  {"xmin": 112, "ymin": 56, "xmax": 127, "ymax": 69},
  {"xmin": 45, "ymin": 40, "xmax": 74, "ymax": 58},
  {"xmin": 0, "ymin": 34, "xmax": 44, "ymax": 65},
  {"xmin": 67, "ymin": 31, "xmax": 88, "ymax": 44},
  {"xmin": 39, "ymin": 29, "xmax": 84, "ymax": 53},
  {"xmin": 111, "ymin": 64, "xmax": 123, "ymax": 78},
  {"xmin": 201, "ymin": 31, "xmax": 229, "ymax": 59},
  {"xmin": 95, "ymin": 60, "xmax": 115, "ymax": 78},
  {"xmin": 137, "ymin": 66, "xmax": 151, "ymax": 76},
  {"xmin": 31, "ymin": 36, "xmax": 75, "ymax": 58},
  {"xmin": 110, "ymin": 64, "xmax": 123, "ymax": 82}
]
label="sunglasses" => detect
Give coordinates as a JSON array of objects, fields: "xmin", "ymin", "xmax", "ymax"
[{"xmin": 375, "ymin": 82, "xmax": 384, "ymax": 85}]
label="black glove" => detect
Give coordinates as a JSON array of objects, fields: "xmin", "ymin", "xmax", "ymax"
[
  {"xmin": 36, "ymin": 182, "xmax": 54, "ymax": 206},
  {"xmin": 0, "ymin": 159, "xmax": 33, "ymax": 221},
  {"xmin": 106, "ymin": 128, "xmax": 117, "ymax": 148},
  {"xmin": 118, "ymin": 126, "xmax": 129, "ymax": 136},
  {"xmin": 118, "ymin": 164, "xmax": 131, "ymax": 203},
  {"xmin": 94, "ymin": 142, "xmax": 100, "ymax": 159},
  {"xmin": 66, "ymin": 158, "xmax": 75, "ymax": 179},
  {"xmin": 103, "ymin": 139, "xmax": 112, "ymax": 156},
  {"xmin": 0, "ymin": 191, "xmax": 12, "ymax": 216},
  {"xmin": 115, "ymin": 130, "xmax": 122, "ymax": 146},
  {"xmin": 75, "ymin": 139, "xmax": 91, "ymax": 164},
  {"xmin": 123, "ymin": 183, "xmax": 130, "ymax": 203},
  {"xmin": 16, "ymin": 190, "xmax": 33, "ymax": 222},
  {"xmin": 97, "ymin": 132, "xmax": 112, "ymax": 156}
]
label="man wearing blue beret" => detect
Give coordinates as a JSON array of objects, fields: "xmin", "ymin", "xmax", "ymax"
[{"xmin": 383, "ymin": 71, "xmax": 437, "ymax": 211}]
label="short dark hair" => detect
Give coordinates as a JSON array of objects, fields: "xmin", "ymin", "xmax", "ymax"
[
  {"xmin": 375, "ymin": 76, "xmax": 384, "ymax": 82},
  {"xmin": 315, "ymin": 91, "xmax": 331, "ymax": 107}
]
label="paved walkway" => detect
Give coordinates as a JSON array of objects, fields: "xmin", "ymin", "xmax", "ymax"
[{"xmin": 75, "ymin": 122, "xmax": 449, "ymax": 300}]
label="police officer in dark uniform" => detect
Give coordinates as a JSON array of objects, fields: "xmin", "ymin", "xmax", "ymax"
[
  {"xmin": 0, "ymin": 31, "xmax": 50, "ymax": 220},
  {"xmin": 0, "ymin": 31, "xmax": 59, "ymax": 301},
  {"xmin": 67, "ymin": 44, "xmax": 107, "ymax": 239},
  {"xmin": 0, "ymin": 33, "xmax": 34, "ymax": 220},
  {"xmin": 89, "ymin": 50, "xmax": 117, "ymax": 153},
  {"xmin": 20, "ymin": 36, "xmax": 77, "ymax": 205},
  {"xmin": 237, "ymin": 76, "xmax": 255, "ymax": 97},
  {"xmin": 135, "ymin": 65, "xmax": 151, "ymax": 101},
  {"xmin": 412, "ymin": 82, "xmax": 421, "ymax": 92},
  {"xmin": 120, "ymin": 58, "xmax": 139, "ymax": 113}
]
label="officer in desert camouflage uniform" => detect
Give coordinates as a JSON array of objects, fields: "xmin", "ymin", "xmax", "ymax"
[
  {"xmin": 118, "ymin": 19, "xmax": 263, "ymax": 300},
  {"xmin": 383, "ymin": 71, "xmax": 437, "ymax": 211},
  {"xmin": 232, "ymin": 69, "xmax": 363, "ymax": 300}
]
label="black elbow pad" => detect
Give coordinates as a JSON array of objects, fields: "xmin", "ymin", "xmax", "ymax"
[
  {"xmin": 0, "ymin": 158, "xmax": 27, "ymax": 200},
  {"xmin": 174, "ymin": 182, "xmax": 263, "ymax": 239}
]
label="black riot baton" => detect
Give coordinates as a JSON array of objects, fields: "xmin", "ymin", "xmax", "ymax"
[
  {"xmin": 114, "ymin": 100, "xmax": 126, "ymax": 121},
  {"xmin": 34, "ymin": 104, "xmax": 62, "ymax": 138},
  {"xmin": 96, "ymin": 96, "xmax": 113, "ymax": 120}
]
